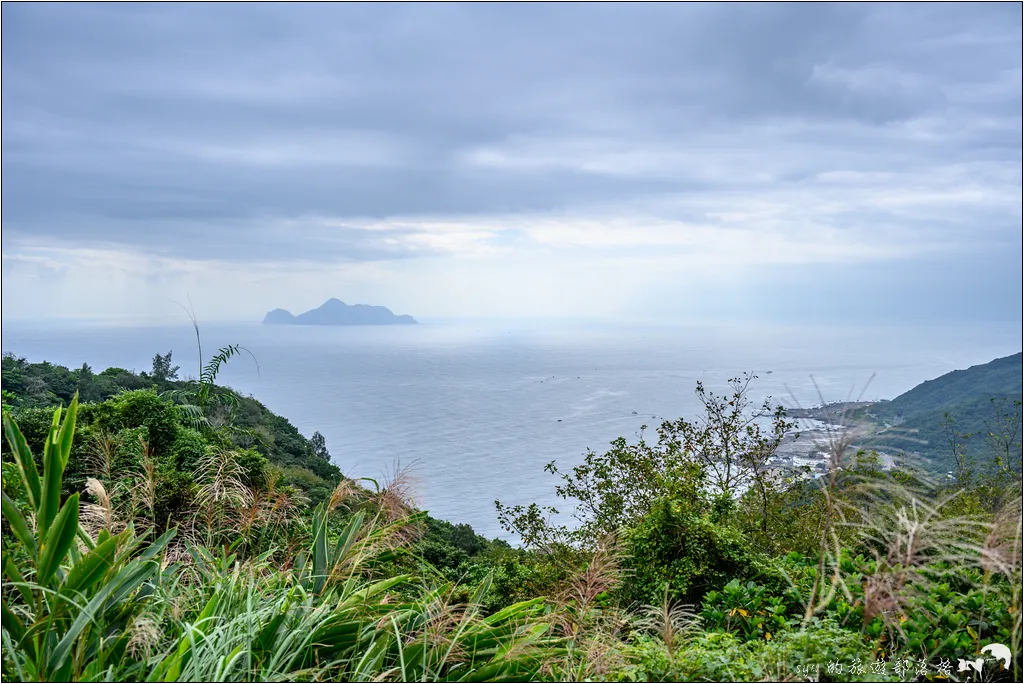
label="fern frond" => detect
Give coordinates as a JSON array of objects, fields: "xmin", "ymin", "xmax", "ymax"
[{"xmin": 173, "ymin": 403, "xmax": 210, "ymax": 431}]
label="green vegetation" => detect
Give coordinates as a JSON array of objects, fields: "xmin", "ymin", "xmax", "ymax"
[
  {"xmin": 856, "ymin": 353, "xmax": 1022, "ymax": 473},
  {"xmin": 2, "ymin": 351, "xmax": 342, "ymax": 504},
  {"xmin": 3, "ymin": 353, "xmax": 1022, "ymax": 681}
]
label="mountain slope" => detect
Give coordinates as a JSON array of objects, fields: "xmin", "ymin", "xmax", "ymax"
[
  {"xmin": 859, "ymin": 352, "xmax": 1022, "ymax": 472},
  {"xmin": 880, "ymin": 352, "xmax": 1022, "ymax": 422}
]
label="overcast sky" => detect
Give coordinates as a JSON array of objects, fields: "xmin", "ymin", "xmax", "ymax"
[{"xmin": 2, "ymin": 3, "xmax": 1021, "ymax": 324}]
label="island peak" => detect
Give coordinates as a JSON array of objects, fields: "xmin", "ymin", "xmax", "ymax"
[{"xmin": 263, "ymin": 299, "xmax": 417, "ymax": 326}]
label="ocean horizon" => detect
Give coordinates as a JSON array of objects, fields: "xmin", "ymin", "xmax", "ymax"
[{"xmin": 3, "ymin": 318, "xmax": 1021, "ymax": 539}]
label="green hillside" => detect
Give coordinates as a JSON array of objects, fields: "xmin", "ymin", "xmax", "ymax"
[
  {"xmin": 858, "ymin": 352, "xmax": 1022, "ymax": 472},
  {"xmin": 0, "ymin": 352, "xmax": 344, "ymax": 501}
]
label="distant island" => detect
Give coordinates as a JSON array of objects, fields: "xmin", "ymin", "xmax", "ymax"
[{"xmin": 263, "ymin": 298, "xmax": 417, "ymax": 326}]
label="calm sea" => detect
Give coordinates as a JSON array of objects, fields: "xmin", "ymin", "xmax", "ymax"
[{"xmin": 3, "ymin": 319, "xmax": 1020, "ymax": 538}]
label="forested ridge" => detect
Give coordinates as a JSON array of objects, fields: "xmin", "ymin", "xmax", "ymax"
[{"xmin": 858, "ymin": 353, "xmax": 1023, "ymax": 473}]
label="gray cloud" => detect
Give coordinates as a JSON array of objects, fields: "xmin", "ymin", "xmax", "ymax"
[{"xmin": 1, "ymin": 3, "xmax": 1021, "ymax": 269}]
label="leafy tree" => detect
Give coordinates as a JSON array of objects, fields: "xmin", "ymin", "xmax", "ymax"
[
  {"xmin": 673, "ymin": 374, "xmax": 794, "ymax": 502},
  {"xmin": 149, "ymin": 351, "xmax": 180, "ymax": 382},
  {"xmin": 310, "ymin": 430, "xmax": 330, "ymax": 462},
  {"xmin": 942, "ymin": 411, "xmax": 973, "ymax": 484},
  {"xmin": 2, "ymin": 355, "xmax": 343, "ymax": 508},
  {"xmin": 983, "ymin": 396, "xmax": 1022, "ymax": 475},
  {"xmin": 496, "ymin": 373, "xmax": 793, "ymax": 548}
]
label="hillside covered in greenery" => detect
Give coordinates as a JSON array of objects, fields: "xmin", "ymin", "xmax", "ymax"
[
  {"xmin": 856, "ymin": 352, "xmax": 1022, "ymax": 474},
  {"xmin": 2, "ymin": 349, "xmax": 1021, "ymax": 682},
  {"xmin": 1, "ymin": 351, "xmax": 344, "ymax": 503}
]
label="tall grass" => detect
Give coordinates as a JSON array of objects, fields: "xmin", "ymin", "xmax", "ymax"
[
  {"xmin": 789, "ymin": 395, "xmax": 1023, "ymax": 677},
  {"xmin": 1, "ymin": 399, "xmax": 563, "ymax": 682}
]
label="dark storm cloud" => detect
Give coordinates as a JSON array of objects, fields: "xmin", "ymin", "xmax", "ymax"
[{"xmin": 1, "ymin": 2, "xmax": 1021, "ymax": 261}]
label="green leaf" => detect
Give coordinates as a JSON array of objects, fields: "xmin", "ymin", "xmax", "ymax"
[
  {"xmin": 102, "ymin": 560, "xmax": 159, "ymax": 612},
  {"xmin": 197, "ymin": 590, "xmax": 222, "ymax": 623},
  {"xmin": 50, "ymin": 559, "xmax": 157, "ymax": 676},
  {"xmin": 217, "ymin": 643, "xmax": 247, "ymax": 680},
  {"xmin": 338, "ymin": 575, "xmax": 412, "ymax": 609},
  {"xmin": 62, "ymin": 533, "xmax": 120, "ymax": 596},
  {"xmin": 483, "ymin": 598, "xmax": 545, "ymax": 626},
  {"xmin": 312, "ymin": 504, "xmax": 328, "ymax": 594},
  {"xmin": 37, "ymin": 494, "xmax": 80, "ymax": 585},
  {"xmin": 138, "ymin": 528, "xmax": 177, "ymax": 562},
  {"xmin": 350, "ymin": 635, "xmax": 392, "ymax": 682},
  {"xmin": 55, "ymin": 394, "xmax": 79, "ymax": 469},
  {"xmin": 3, "ymin": 413, "xmax": 41, "ymax": 513},
  {"xmin": 38, "ymin": 407, "xmax": 64, "ymax": 536},
  {"xmin": 1, "ymin": 598, "xmax": 26, "ymax": 644},
  {"xmin": 332, "ymin": 510, "xmax": 366, "ymax": 569},
  {"xmin": 76, "ymin": 525, "xmax": 97, "ymax": 552},
  {"xmin": 1, "ymin": 491, "xmax": 37, "ymax": 558},
  {"xmin": 2, "ymin": 552, "xmax": 35, "ymax": 607},
  {"xmin": 253, "ymin": 610, "xmax": 289, "ymax": 662}
]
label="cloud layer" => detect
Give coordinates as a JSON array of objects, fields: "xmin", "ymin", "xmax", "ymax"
[{"xmin": 2, "ymin": 3, "xmax": 1021, "ymax": 321}]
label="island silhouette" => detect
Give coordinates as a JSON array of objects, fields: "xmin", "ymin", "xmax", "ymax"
[{"xmin": 263, "ymin": 298, "xmax": 417, "ymax": 326}]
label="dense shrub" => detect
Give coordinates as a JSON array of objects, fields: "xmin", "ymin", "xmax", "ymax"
[
  {"xmin": 619, "ymin": 619, "xmax": 887, "ymax": 682},
  {"xmin": 701, "ymin": 579, "xmax": 793, "ymax": 642},
  {"xmin": 170, "ymin": 427, "xmax": 208, "ymax": 472},
  {"xmin": 622, "ymin": 497, "xmax": 785, "ymax": 606},
  {"xmin": 234, "ymin": 446, "xmax": 270, "ymax": 488},
  {"xmin": 106, "ymin": 390, "xmax": 180, "ymax": 455}
]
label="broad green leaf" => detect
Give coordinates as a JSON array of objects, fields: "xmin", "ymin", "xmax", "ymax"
[
  {"xmin": 76, "ymin": 525, "xmax": 97, "ymax": 552},
  {"xmin": 197, "ymin": 589, "xmax": 222, "ymax": 623},
  {"xmin": 351, "ymin": 635, "xmax": 392, "ymax": 682},
  {"xmin": 150, "ymin": 621, "xmax": 202, "ymax": 683},
  {"xmin": 1, "ymin": 491, "xmax": 37, "ymax": 557},
  {"xmin": 37, "ymin": 494, "xmax": 80, "ymax": 584},
  {"xmin": 332, "ymin": 509, "xmax": 366, "ymax": 569},
  {"xmin": 217, "ymin": 643, "xmax": 247, "ymax": 680},
  {"xmin": 312, "ymin": 505, "xmax": 328, "ymax": 594},
  {"xmin": 483, "ymin": 597, "xmax": 545, "ymax": 626},
  {"xmin": 102, "ymin": 560, "xmax": 158, "ymax": 612},
  {"xmin": 55, "ymin": 394, "xmax": 79, "ymax": 469},
  {"xmin": 38, "ymin": 407, "xmax": 64, "ymax": 536},
  {"xmin": 1, "ymin": 598, "xmax": 26, "ymax": 644},
  {"xmin": 469, "ymin": 572, "xmax": 493, "ymax": 611},
  {"xmin": 337, "ymin": 574, "xmax": 412, "ymax": 609},
  {"xmin": 62, "ymin": 532, "xmax": 120, "ymax": 596},
  {"xmin": 2, "ymin": 414, "xmax": 40, "ymax": 512},
  {"xmin": 2, "ymin": 552, "xmax": 34, "ymax": 607},
  {"xmin": 293, "ymin": 552, "xmax": 311, "ymax": 592},
  {"xmin": 50, "ymin": 559, "xmax": 156, "ymax": 676},
  {"xmin": 253, "ymin": 610, "xmax": 289, "ymax": 662},
  {"xmin": 137, "ymin": 528, "xmax": 177, "ymax": 562}
]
